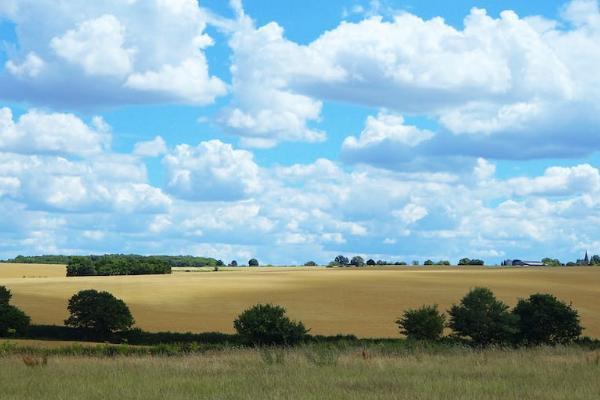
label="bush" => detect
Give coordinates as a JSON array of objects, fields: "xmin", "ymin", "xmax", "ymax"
[
  {"xmin": 396, "ymin": 305, "xmax": 445, "ymax": 341},
  {"xmin": 248, "ymin": 258, "xmax": 259, "ymax": 267},
  {"xmin": 0, "ymin": 304, "xmax": 30, "ymax": 336},
  {"xmin": 233, "ymin": 304, "xmax": 308, "ymax": 346},
  {"xmin": 65, "ymin": 290, "xmax": 134, "ymax": 335},
  {"xmin": 448, "ymin": 287, "xmax": 517, "ymax": 346},
  {"xmin": 513, "ymin": 293, "xmax": 582, "ymax": 345},
  {"xmin": 0, "ymin": 286, "xmax": 11, "ymax": 305}
]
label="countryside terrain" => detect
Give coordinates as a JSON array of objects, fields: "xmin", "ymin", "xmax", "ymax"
[
  {"xmin": 1, "ymin": 346, "xmax": 600, "ymax": 400},
  {"xmin": 2, "ymin": 263, "xmax": 599, "ymax": 338}
]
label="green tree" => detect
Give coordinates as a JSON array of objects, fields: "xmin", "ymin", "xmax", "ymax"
[
  {"xmin": 65, "ymin": 290, "xmax": 134, "ymax": 335},
  {"xmin": 513, "ymin": 293, "xmax": 582, "ymax": 345},
  {"xmin": 448, "ymin": 287, "xmax": 517, "ymax": 346},
  {"xmin": 334, "ymin": 255, "xmax": 349, "ymax": 265},
  {"xmin": 396, "ymin": 305, "xmax": 445, "ymax": 341},
  {"xmin": 0, "ymin": 304, "xmax": 30, "ymax": 336},
  {"xmin": 304, "ymin": 261, "xmax": 317, "ymax": 266},
  {"xmin": 0, "ymin": 286, "xmax": 12, "ymax": 305},
  {"xmin": 366, "ymin": 259, "xmax": 376, "ymax": 266},
  {"xmin": 233, "ymin": 304, "xmax": 308, "ymax": 346},
  {"xmin": 424, "ymin": 260, "xmax": 434, "ymax": 265},
  {"xmin": 350, "ymin": 256, "xmax": 365, "ymax": 267},
  {"xmin": 542, "ymin": 258, "xmax": 561, "ymax": 266},
  {"xmin": 230, "ymin": 260, "xmax": 238, "ymax": 267},
  {"xmin": 248, "ymin": 258, "xmax": 259, "ymax": 267}
]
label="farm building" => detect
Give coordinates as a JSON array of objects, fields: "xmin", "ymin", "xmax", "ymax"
[{"xmin": 501, "ymin": 259, "xmax": 544, "ymax": 267}]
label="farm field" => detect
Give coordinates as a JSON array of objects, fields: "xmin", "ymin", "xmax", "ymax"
[
  {"xmin": 1, "ymin": 263, "xmax": 600, "ymax": 338},
  {"xmin": 1, "ymin": 347, "xmax": 599, "ymax": 400}
]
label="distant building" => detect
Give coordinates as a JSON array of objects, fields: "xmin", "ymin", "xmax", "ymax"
[
  {"xmin": 576, "ymin": 251, "xmax": 590, "ymax": 266},
  {"xmin": 502, "ymin": 259, "xmax": 544, "ymax": 267}
]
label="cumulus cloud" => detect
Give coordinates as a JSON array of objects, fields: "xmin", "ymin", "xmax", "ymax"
[
  {"xmin": 223, "ymin": 1, "xmax": 600, "ymax": 157},
  {"xmin": 5, "ymin": 52, "xmax": 45, "ymax": 78},
  {"xmin": 133, "ymin": 136, "xmax": 167, "ymax": 157},
  {"xmin": 50, "ymin": 14, "xmax": 134, "ymax": 78},
  {"xmin": 126, "ymin": 57, "xmax": 227, "ymax": 104},
  {"xmin": 506, "ymin": 164, "xmax": 600, "ymax": 196},
  {"xmin": 163, "ymin": 140, "xmax": 261, "ymax": 201},
  {"xmin": 1, "ymin": 0, "xmax": 226, "ymax": 106},
  {"xmin": 219, "ymin": 19, "xmax": 334, "ymax": 146},
  {"xmin": 0, "ymin": 108, "xmax": 110, "ymax": 156}
]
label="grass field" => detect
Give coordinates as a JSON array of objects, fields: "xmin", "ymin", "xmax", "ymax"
[
  {"xmin": 1, "ymin": 263, "xmax": 600, "ymax": 338},
  {"xmin": 0, "ymin": 346, "xmax": 599, "ymax": 399}
]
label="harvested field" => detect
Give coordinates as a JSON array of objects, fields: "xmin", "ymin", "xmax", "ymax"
[{"xmin": 1, "ymin": 263, "xmax": 599, "ymax": 338}]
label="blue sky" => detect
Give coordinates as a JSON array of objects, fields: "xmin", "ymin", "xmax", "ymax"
[{"xmin": 0, "ymin": 0, "xmax": 598, "ymax": 264}]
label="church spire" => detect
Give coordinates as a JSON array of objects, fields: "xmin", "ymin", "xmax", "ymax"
[{"xmin": 584, "ymin": 251, "xmax": 589, "ymax": 265}]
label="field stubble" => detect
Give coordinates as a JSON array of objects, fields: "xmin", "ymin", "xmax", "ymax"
[{"xmin": 1, "ymin": 264, "xmax": 599, "ymax": 338}]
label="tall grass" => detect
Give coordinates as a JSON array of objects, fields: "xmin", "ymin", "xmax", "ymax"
[{"xmin": 0, "ymin": 345, "xmax": 599, "ymax": 399}]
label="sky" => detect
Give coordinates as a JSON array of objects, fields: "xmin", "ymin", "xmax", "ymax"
[{"xmin": 0, "ymin": 0, "xmax": 599, "ymax": 265}]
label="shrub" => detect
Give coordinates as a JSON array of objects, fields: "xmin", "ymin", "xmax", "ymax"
[
  {"xmin": 233, "ymin": 304, "xmax": 308, "ymax": 346},
  {"xmin": 513, "ymin": 293, "xmax": 582, "ymax": 345},
  {"xmin": 0, "ymin": 286, "xmax": 11, "ymax": 305},
  {"xmin": 65, "ymin": 290, "xmax": 134, "ymax": 335},
  {"xmin": 248, "ymin": 258, "xmax": 259, "ymax": 267},
  {"xmin": 396, "ymin": 305, "xmax": 445, "ymax": 341},
  {"xmin": 448, "ymin": 287, "xmax": 517, "ymax": 346},
  {"xmin": 0, "ymin": 304, "xmax": 30, "ymax": 336}
]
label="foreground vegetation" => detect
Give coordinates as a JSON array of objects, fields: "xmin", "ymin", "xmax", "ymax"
[{"xmin": 1, "ymin": 345, "xmax": 599, "ymax": 399}]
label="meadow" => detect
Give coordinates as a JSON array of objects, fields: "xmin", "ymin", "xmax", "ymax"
[
  {"xmin": 1, "ymin": 263, "xmax": 599, "ymax": 338},
  {"xmin": 0, "ymin": 346, "xmax": 599, "ymax": 399}
]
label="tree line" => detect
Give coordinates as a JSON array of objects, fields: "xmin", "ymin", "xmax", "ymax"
[
  {"xmin": 327, "ymin": 255, "xmax": 484, "ymax": 267},
  {"xmin": 66, "ymin": 255, "xmax": 172, "ymax": 276}
]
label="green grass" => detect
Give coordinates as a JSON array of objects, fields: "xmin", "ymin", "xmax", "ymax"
[{"xmin": 1, "ymin": 346, "xmax": 599, "ymax": 399}]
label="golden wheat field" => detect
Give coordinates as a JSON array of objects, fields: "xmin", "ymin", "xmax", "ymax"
[{"xmin": 1, "ymin": 263, "xmax": 600, "ymax": 338}]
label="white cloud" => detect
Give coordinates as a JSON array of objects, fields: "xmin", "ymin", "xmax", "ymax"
[
  {"xmin": 133, "ymin": 136, "xmax": 167, "ymax": 157},
  {"xmin": 393, "ymin": 203, "xmax": 428, "ymax": 224},
  {"xmin": 163, "ymin": 140, "xmax": 261, "ymax": 201},
  {"xmin": 220, "ymin": 19, "xmax": 335, "ymax": 145},
  {"xmin": 343, "ymin": 112, "xmax": 434, "ymax": 149},
  {"xmin": 506, "ymin": 164, "xmax": 600, "ymax": 196},
  {"xmin": 474, "ymin": 158, "xmax": 496, "ymax": 182},
  {"xmin": 1, "ymin": 0, "xmax": 226, "ymax": 106},
  {"xmin": 223, "ymin": 1, "xmax": 600, "ymax": 156},
  {"xmin": 50, "ymin": 14, "xmax": 134, "ymax": 78},
  {"xmin": 126, "ymin": 57, "xmax": 227, "ymax": 104},
  {"xmin": 5, "ymin": 52, "xmax": 45, "ymax": 78},
  {"xmin": 0, "ymin": 108, "xmax": 110, "ymax": 156}
]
